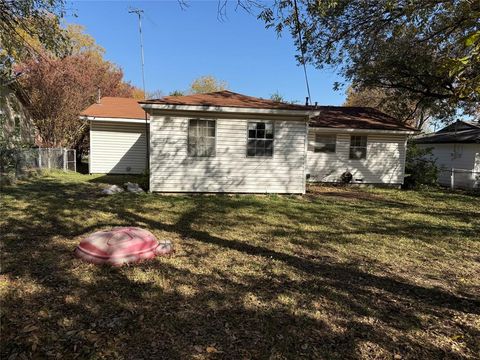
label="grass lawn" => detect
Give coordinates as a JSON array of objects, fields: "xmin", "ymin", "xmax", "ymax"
[{"xmin": 1, "ymin": 172, "xmax": 479, "ymax": 359}]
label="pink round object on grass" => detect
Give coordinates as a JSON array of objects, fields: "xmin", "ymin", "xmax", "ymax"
[{"xmin": 74, "ymin": 227, "xmax": 173, "ymax": 266}]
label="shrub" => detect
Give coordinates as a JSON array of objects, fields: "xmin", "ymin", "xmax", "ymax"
[
  {"xmin": 404, "ymin": 143, "xmax": 438, "ymax": 189},
  {"xmin": 340, "ymin": 171, "xmax": 353, "ymax": 184}
]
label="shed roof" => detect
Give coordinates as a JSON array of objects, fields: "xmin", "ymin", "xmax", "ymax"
[{"xmin": 80, "ymin": 97, "xmax": 147, "ymax": 120}]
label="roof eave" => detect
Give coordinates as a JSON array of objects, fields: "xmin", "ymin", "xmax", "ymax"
[
  {"xmin": 80, "ymin": 115, "xmax": 149, "ymax": 123},
  {"xmin": 308, "ymin": 126, "xmax": 417, "ymax": 134}
]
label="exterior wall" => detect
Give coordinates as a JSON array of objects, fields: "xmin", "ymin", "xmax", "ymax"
[
  {"xmin": 149, "ymin": 113, "xmax": 307, "ymax": 193},
  {"xmin": 0, "ymin": 84, "xmax": 35, "ymax": 148},
  {"xmin": 89, "ymin": 121, "xmax": 147, "ymax": 174},
  {"xmin": 418, "ymin": 143, "xmax": 480, "ymax": 188},
  {"xmin": 307, "ymin": 130, "xmax": 408, "ymax": 184}
]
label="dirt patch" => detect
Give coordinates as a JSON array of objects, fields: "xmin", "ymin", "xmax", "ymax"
[{"xmin": 308, "ymin": 184, "xmax": 389, "ymax": 202}]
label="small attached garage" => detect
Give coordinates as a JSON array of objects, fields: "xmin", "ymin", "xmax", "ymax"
[{"xmin": 80, "ymin": 97, "xmax": 148, "ymax": 174}]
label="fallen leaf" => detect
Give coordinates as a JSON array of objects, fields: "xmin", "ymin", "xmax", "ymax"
[
  {"xmin": 22, "ymin": 325, "xmax": 38, "ymax": 333},
  {"xmin": 206, "ymin": 346, "xmax": 218, "ymax": 353}
]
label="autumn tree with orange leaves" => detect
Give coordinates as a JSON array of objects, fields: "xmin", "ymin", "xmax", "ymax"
[
  {"xmin": 13, "ymin": 24, "xmax": 140, "ymax": 151},
  {"xmin": 17, "ymin": 52, "xmax": 136, "ymax": 148}
]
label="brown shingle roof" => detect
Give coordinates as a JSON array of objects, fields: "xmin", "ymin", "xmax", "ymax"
[
  {"xmin": 310, "ymin": 106, "xmax": 417, "ymax": 131},
  {"xmin": 140, "ymin": 90, "xmax": 309, "ymax": 111},
  {"xmin": 80, "ymin": 97, "xmax": 147, "ymax": 120},
  {"xmin": 88, "ymin": 94, "xmax": 416, "ymax": 131}
]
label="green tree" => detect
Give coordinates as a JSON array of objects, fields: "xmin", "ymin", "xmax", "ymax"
[
  {"xmin": 189, "ymin": 75, "xmax": 228, "ymax": 94},
  {"xmin": 258, "ymin": 0, "xmax": 480, "ymax": 122},
  {"xmin": 64, "ymin": 24, "xmax": 105, "ymax": 60},
  {"xmin": 404, "ymin": 144, "xmax": 439, "ymax": 189},
  {"xmin": 146, "ymin": 89, "xmax": 164, "ymax": 100},
  {"xmin": 0, "ymin": 1, "xmax": 68, "ymax": 77},
  {"xmin": 169, "ymin": 90, "xmax": 185, "ymax": 96},
  {"xmin": 270, "ymin": 91, "xmax": 285, "ymax": 102}
]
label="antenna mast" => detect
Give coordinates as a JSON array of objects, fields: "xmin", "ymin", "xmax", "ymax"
[
  {"xmin": 129, "ymin": 8, "xmax": 146, "ymax": 97},
  {"xmin": 129, "ymin": 7, "xmax": 149, "ymax": 186},
  {"xmin": 293, "ymin": 0, "xmax": 312, "ymax": 104}
]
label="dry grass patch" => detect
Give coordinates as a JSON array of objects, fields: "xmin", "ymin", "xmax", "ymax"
[{"xmin": 1, "ymin": 173, "xmax": 479, "ymax": 359}]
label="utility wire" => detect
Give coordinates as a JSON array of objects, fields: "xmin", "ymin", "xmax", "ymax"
[{"xmin": 293, "ymin": 0, "xmax": 312, "ymax": 104}]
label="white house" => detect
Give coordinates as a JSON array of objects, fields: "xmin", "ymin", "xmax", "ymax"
[
  {"xmin": 307, "ymin": 106, "xmax": 416, "ymax": 184},
  {"xmin": 81, "ymin": 91, "xmax": 417, "ymax": 193},
  {"xmin": 414, "ymin": 120, "xmax": 480, "ymax": 189}
]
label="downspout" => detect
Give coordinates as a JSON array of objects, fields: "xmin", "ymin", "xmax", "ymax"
[{"xmin": 303, "ymin": 115, "xmax": 309, "ymax": 194}]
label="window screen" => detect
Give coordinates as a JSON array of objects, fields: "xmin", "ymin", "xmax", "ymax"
[
  {"xmin": 247, "ymin": 122, "xmax": 274, "ymax": 157},
  {"xmin": 188, "ymin": 119, "xmax": 216, "ymax": 157},
  {"xmin": 314, "ymin": 134, "xmax": 336, "ymax": 153},
  {"xmin": 349, "ymin": 135, "xmax": 367, "ymax": 159}
]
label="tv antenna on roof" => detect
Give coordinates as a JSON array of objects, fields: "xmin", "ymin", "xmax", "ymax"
[
  {"xmin": 129, "ymin": 7, "xmax": 149, "ymax": 182},
  {"xmin": 293, "ymin": 0, "xmax": 312, "ymax": 105},
  {"xmin": 129, "ymin": 7, "xmax": 146, "ymax": 97}
]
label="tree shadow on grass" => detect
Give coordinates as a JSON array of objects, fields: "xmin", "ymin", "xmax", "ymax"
[{"xmin": 1, "ymin": 177, "xmax": 479, "ymax": 359}]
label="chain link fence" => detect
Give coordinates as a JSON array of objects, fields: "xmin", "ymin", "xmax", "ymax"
[
  {"xmin": 445, "ymin": 168, "xmax": 480, "ymax": 190},
  {"xmin": 1, "ymin": 147, "xmax": 76, "ymax": 180}
]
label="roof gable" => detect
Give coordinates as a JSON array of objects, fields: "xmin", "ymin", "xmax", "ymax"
[
  {"xmin": 437, "ymin": 120, "xmax": 480, "ymax": 133},
  {"xmin": 414, "ymin": 128, "xmax": 480, "ymax": 144}
]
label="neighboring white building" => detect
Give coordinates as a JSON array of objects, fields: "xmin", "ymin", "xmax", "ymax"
[
  {"xmin": 414, "ymin": 120, "xmax": 480, "ymax": 189},
  {"xmin": 80, "ymin": 97, "xmax": 148, "ymax": 174},
  {"xmin": 0, "ymin": 81, "xmax": 36, "ymax": 148},
  {"xmin": 81, "ymin": 91, "xmax": 417, "ymax": 193}
]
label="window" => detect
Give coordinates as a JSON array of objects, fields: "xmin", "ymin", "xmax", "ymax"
[
  {"xmin": 314, "ymin": 134, "xmax": 336, "ymax": 153},
  {"xmin": 14, "ymin": 116, "xmax": 20, "ymax": 132},
  {"xmin": 188, "ymin": 119, "xmax": 216, "ymax": 157},
  {"xmin": 247, "ymin": 122, "xmax": 274, "ymax": 157},
  {"xmin": 453, "ymin": 144, "xmax": 463, "ymax": 159},
  {"xmin": 349, "ymin": 135, "xmax": 367, "ymax": 159}
]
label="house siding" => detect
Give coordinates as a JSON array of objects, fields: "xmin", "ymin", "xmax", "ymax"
[
  {"xmin": 0, "ymin": 84, "xmax": 35, "ymax": 147},
  {"xmin": 90, "ymin": 121, "xmax": 146, "ymax": 174},
  {"xmin": 149, "ymin": 115, "xmax": 307, "ymax": 193},
  {"xmin": 307, "ymin": 131, "xmax": 407, "ymax": 184},
  {"xmin": 418, "ymin": 143, "xmax": 480, "ymax": 188}
]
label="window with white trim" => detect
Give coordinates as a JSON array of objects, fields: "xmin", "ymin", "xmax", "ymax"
[
  {"xmin": 349, "ymin": 135, "xmax": 367, "ymax": 159},
  {"xmin": 188, "ymin": 119, "xmax": 216, "ymax": 157},
  {"xmin": 247, "ymin": 122, "xmax": 274, "ymax": 157},
  {"xmin": 314, "ymin": 134, "xmax": 336, "ymax": 153}
]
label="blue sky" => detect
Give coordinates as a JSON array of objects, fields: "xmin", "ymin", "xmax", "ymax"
[{"xmin": 66, "ymin": 0, "xmax": 346, "ymax": 105}]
